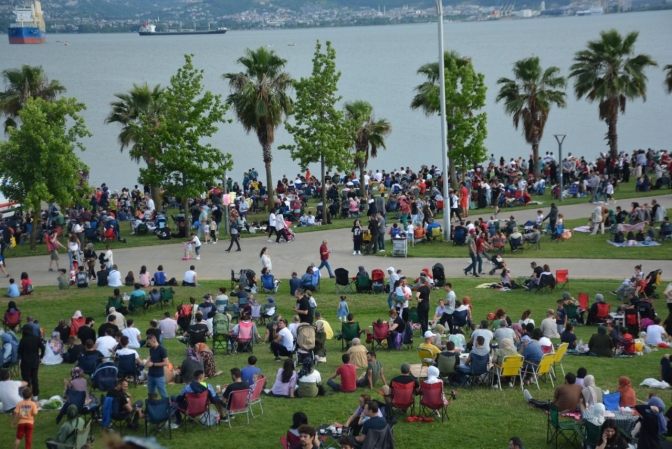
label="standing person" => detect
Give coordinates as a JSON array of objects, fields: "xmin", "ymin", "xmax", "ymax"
[
  {"xmin": 275, "ymin": 214, "xmax": 289, "ymax": 244},
  {"xmin": 460, "ymin": 182, "xmax": 469, "ymax": 218},
  {"xmin": 317, "ymin": 240, "xmax": 334, "ymax": 278},
  {"xmin": 48, "ymin": 232, "xmax": 65, "ymax": 272},
  {"xmin": 186, "ymin": 233, "xmax": 202, "ymax": 260},
  {"xmin": 441, "ymin": 282, "xmax": 456, "ymax": 331},
  {"xmin": 145, "ymin": 335, "xmax": 168, "ymax": 399},
  {"xmin": 377, "ymin": 212, "xmax": 386, "ymax": 252},
  {"xmin": 463, "ymin": 229, "xmax": 480, "ymax": 278},
  {"xmin": 449, "ymin": 189, "xmax": 461, "ymax": 222},
  {"xmin": 260, "ymin": 247, "xmax": 272, "ymax": 273},
  {"xmin": 351, "ymin": 219, "xmax": 363, "ymax": 256},
  {"xmin": 386, "ymin": 267, "xmax": 400, "ymax": 310},
  {"xmin": 67, "ymin": 234, "xmax": 81, "ymax": 270},
  {"xmin": 18, "ymin": 324, "xmax": 45, "ymax": 401},
  {"xmin": 225, "ymin": 217, "xmax": 241, "ymax": 252},
  {"xmin": 367, "ymin": 218, "xmax": 379, "ymax": 253},
  {"xmin": 415, "ymin": 276, "xmax": 431, "ymax": 334},
  {"xmin": 103, "ymin": 245, "xmax": 113, "ymax": 270},
  {"xmin": 543, "ymin": 203, "xmax": 559, "ymax": 240},
  {"xmin": 11, "ymin": 388, "xmax": 37, "ymax": 449},
  {"xmin": 267, "ymin": 209, "xmax": 277, "ymax": 242},
  {"xmin": 293, "ymin": 289, "xmax": 313, "ymax": 325}
]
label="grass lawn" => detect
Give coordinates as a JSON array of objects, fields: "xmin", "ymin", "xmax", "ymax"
[
  {"xmin": 373, "ymin": 210, "xmax": 672, "ymax": 260},
  {"xmin": 0, "ymin": 276, "xmax": 670, "ymax": 448}
]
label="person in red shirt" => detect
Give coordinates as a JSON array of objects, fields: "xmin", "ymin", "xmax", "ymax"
[
  {"xmin": 327, "ymin": 354, "xmax": 357, "ymax": 393},
  {"xmin": 317, "ymin": 240, "xmax": 334, "ymax": 278},
  {"xmin": 460, "ymin": 183, "xmax": 469, "ymax": 218},
  {"xmin": 475, "ymin": 230, "xmax": 492, "ymax": 272}
]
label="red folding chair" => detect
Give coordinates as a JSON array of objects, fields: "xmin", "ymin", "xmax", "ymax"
[
  {"xmin": 227, "ymin": 388, "xmax": 250, "ymax": 427},
  {"xmin": 70, "ymin": 317, "xmax": 86, "ymax": 337},
  {"xmin": 596, "ymin": 303, "xmax": 611, "ymax": 321},
  {"xmin": 248, "ymin": 378, "xmax": 265, "ymax": 417},
  {"xmin": 3, "ymin": 310, "xmax": 22, "ymax": 331},
  {"xmin": 578, "ymin": 293, "xmax": 589, "ymax": 311},
  {"xmin": 176, "ymin": 391, "xmax": 210, "ymax": 433},
  {"xmin": 419, "ymin": 381, "xmax": 449, "ymax": 422},
  {"xmin": 555, "ymin": 270, "xmax": 569, "ymax": 290},
  {"xmin": 390, "ymin": 381, "xmax": 416, "ymax": 417},
  {"xmin": 371, "ymin": 322, "xmax": 389, "ymax": 351}
]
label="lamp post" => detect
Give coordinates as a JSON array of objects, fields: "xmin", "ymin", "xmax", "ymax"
[
  {"xmin": 436, "ymin": 0, "xmax": 451, "ymax": 241},
  {"xmin": 554, "ymin": 134, "xmax": 566, "ymax": 202}
]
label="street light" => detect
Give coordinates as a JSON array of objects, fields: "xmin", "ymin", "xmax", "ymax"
[
  {"xmin": 436, "ymin": 0, "xmax": 451, "ymax": 241},
  {"xmin": 554, "ymin": 134, "xmax": 566, "ymax": 202}
]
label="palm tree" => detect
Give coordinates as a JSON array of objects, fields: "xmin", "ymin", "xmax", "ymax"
[
  {"xmin": 344, "ymin": 101, "xmax": 392, "ymax": 194},
  {"xmin": 496, "ymin": 56, "xmax": 567, "ymax": 178},
  {"xmin": 223, "ymin": 47, "xmax": 293, "ymax": 212},
  {"xmin": 0, "ymin": 64, "xmax": 66, "ymax": 132},
  {"xmin": 105, "ymin": 82, "xmax": 165, "ymax": 207},
  {"xmin": 569, "ymin": 29, "xmax": 657, "ymax": 159},
  {"xmin": 664, "ymin": 64, "xmax": 672, "ymax": 94}
]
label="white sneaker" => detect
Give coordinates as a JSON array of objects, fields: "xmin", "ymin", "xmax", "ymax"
[
  {"xmin": 195, "ymin": 256, "xmax": 200, "ymax": 260},
  {"xmin": 523, "ymin": 389, "xmax": 532, "ymax": 402},
  {"xmin": 357, "ymin": 251, "xmax": 361, "ymax": 255},
  {"xmin": 267, "ymin": 239, "xmax": 272, "ymax": 242},
  {"xmin": 353, "ymin": 251, "xmax": 357, "ymax": 255},
  {"xmin": 170, "ymin": 423, "xmax": 180, "ymax": 429}
]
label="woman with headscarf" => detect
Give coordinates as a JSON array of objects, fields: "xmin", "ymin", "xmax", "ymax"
[
  {"xmin": 581, "ymin": 375, "xmax": 604, "ymax": 410},
  {"xmin": 54, "ymin": 319, "xmax": 71, "ymax": 343},
  {"xmin": 47, "ymin": 405, "xmax": 85, "ymax": 449},
  {"xmin": 617, "ymin": 376, "xmax": 637, "ymax": 407},
  {"xmin": 584, "ymin": 403, "xmax": 606, "ymax": 426},
  {"xmin": 635, "ymin": 396, "xmax": 667, "ymax": 449},
  {"xmin": 357, "ymin": 266, "xmax": 369, "ymax": 279},
  {"xmin": 314, "ymin": 321, "xmax": 327, "ymax": 363},
  {"xmin": 424, "ymin": 366, "xmax": 450, "ymax": 406},
  {"xmin": 177, "ymin": 347, "xmax": 203, "ymax": 384},
  {"xmin": 494, "ymin": 338, "xmax": 519, "ymax": 366},
  {"xmin": 194, "ymin": 342, "xmax": 216, "ymax": 378},
  {"xmin": 296, "ymin": 358, "xmax": 325, "ymax": 398},
  {"xmin": 42, "ymin": 331, "xmax": 64, "ymax": 365}
]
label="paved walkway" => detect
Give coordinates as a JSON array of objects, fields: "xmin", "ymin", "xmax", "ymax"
[{"xmin": 7, "ymin": 195, "xmax": 672, "ymax": 287}]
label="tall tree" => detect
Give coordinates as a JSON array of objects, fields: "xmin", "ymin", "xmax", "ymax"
[
  {"xmin": 280, "ymin": 40, "xmax": 353, "ymax": 222},
  {"xmin": 343, "ymin": 101, "xmax": 391, "ymax": 196},
  {"xmin": 665, "ymin": 64, "xmax": 672, "ymax": 94},
  {"xmin": 0, "ymin": 97, "xmax": 90, "ymax": 250},
  {"xmin": 569, "ymin": 29, "xmax": 657, "ymax": 159},
  {"xmin": 129, "ymin": 54, "xmax": 232, "ymax": 230},
  {"xmin": 411, "ymin": 51, "xmax": 487, "ymax": 189},
  {"xmin": 105, "ymin": 82, "xmax": 165, "ymax": 208},
  {"xmin": 0, "ymin": 64, "xmax": 66, "ymax": 132},
  {"xmin": 496, "ymin": 56, "xmax": 567, "ymax": 178},
  {"xmin": 223, "ymin": 47, "xmax": 293, "ymax": 212}
]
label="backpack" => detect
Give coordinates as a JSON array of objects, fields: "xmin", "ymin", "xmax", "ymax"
[
  {"xmin": 76, "ymin": 272, "xmax": 88, "ymax": 287},
  {"xmin": 402, "ymin": 321, "xmax": 413, "ymax": 346},
  {"xmin": 25, "ymin": 283, "xmax": 33, "ymax": 294},
  {"xmin": 614, "ymin": 231, "xmax": 624, "ymax": 243},
  {"xmin": 213, "ymin": 313, "xmax": 230, "ymax": 335}
]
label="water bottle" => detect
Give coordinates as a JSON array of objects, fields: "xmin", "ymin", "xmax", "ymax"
[
  {"xmin": 150, "ymin": 279, "xmax": 154, "ymax": 286},
  {"xmin": 123, "ymin": 293, "xmax": 129, "ymax": 302}
]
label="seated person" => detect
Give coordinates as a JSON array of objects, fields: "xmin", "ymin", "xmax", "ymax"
[
  {"xmin": 185, "ymin": 313, "xmax": 209, "ymax": 345},
  {"xmin": 425, "ymin": 219, "xmax": 442, "ymax": 240},
  {"xmin": 520, "ymin": 334, "xmax": 543, "ymax": 383},
  {"xmin": 296, "ymin": 358, "xmax": 325, "ymax": 398},
  {"xmin": 419, "ymin": 331, "xmax": 442, "ymax": 361},
  {"xmin": 106, "ymin": 379, "xmax": 144, "ymax": 429},
  {"xmin": 177, "ymin": 347, "xmax": 204, "ymax": 384},
  {"xmin": 588, "ymin": 326, "xmax": 614, "ymax": 357},
  {"xmin": 153, "ymin": 265, "xmax": 167, "ymax": 286},
  {"xmin": 355, "ymin": 351, "xmax": 386, "ymax": 390},
  {"xmin": 171, "ymin": 369, "xmax": 224, "ymax": 427},
  {"xmin": 509, "ymin": 228, "xmax": 523, "ymax": 250},
  {"xmin": 96, "ymin": 265, "xmax": 109, "ymax": 287},
  {"xmin": 286, "ymin": 412, "xmax": 309, "ymax": 448},
  {"xmin": 346, "ymin": 338, "xmax": 368, "ymax": 370},
  {"xmin": 107, "ymin": 265, "xmax": 123, "ymax": 288},
  {"xmin": 524, "ymin": 225, "xmax": 541, "ymax": 244},
  {"xmin": 386, "ymin": 309, "xmax": 406, "ymax": 350},
  {"xmin": 354, "ymin": 401, "xmax": 388, "ymax": 446},
  {"xmin": 382, "ymin": 362, "xmax": 421, "ymax": 398},
  {"xmin": 344, "ymin": 394, "xmax": 381, "ymax": 436},
  {"xmin": 46, "ymin": 405, "xmax": 85, "ymax": 448},
  {"xmin": 326, "ymin": 354, "xmax": 357, "ymax": 393},
  {"xmin": 560, "ymin": 324, "xmax": 578, "ymax": 350},
  {"xmin": 4, "ymin": 279, "xmax": 20, "ymax": 298},
  {"xmin": 524, "ymin": 372, "xmax": 584, "ymax": 412},
  {"xmin": 458, "ymin": 335, "xmax": 489, "ymax": 374},
  {"xmin": 127, "ymin": 284, "xmax": 146, "ymax": 313}
]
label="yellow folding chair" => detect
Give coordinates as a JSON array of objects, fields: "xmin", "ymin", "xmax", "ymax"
[
  {"xmin": 417, "ymin": 347, "xmax": 436, "ymax": 369},
  {"xmin": 526, "ymin": 353, "xmax": 556, "ymax": 390},
  {"xmin": 493, "ymin": 355, "xmax": 524, "ymax": 391},
  {"xmin": 551, "ymin": 343, "xmax": 569, "ymax": 379}
]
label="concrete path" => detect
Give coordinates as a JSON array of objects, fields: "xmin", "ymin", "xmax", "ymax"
[{"xmin": 7, "ymin": 195, "xmax": 672, "ymax": 287}]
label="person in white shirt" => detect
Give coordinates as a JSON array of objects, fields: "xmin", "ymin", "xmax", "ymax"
[
  {"xmin": 271, "ymin": 318, "xmax": 294, "ymax": 361},
  {"xmin": 115, "ymin": 336, "xmax": 142, "ymax": 365},
  {"xmin": 306, "ymin": 213, "xmax": 316, "ymax": 226},
  {"xmin": 145, "ymin": 196, "xmax": 155, "ymax": 213},
  {"xmin": 288, "ymin": 315, "xmax": 300, "ymax": 340},
  {"xmin": 0, "ymin": 370, "xmax": 27, "ymax": 412},
  {"xmin": 94, "ymin": 329, "xmax": 117, "ymax": 360},
  {"xmin": 469, "ymin": 320, "xmax": 494, "ymax": 352},
  {"xmin": 183, "ymin": 265, "xmax": 198, "ymax": 287},
  {"xmin": 122, "ymin": 319, "xmax": 144, "ymax": 348},
  {"xmin": 386, "ymin": 267, "xmax": 400, "ymax": 310},
  {"xmin": 103, "ymin": 245, "xmax": 114, "ymax": 269},
  {"xmin": 188, "ymin": 233, "xmax": 202, "ymax": 260},
  {"xmin": 158, "ymin": 312, "xmax": 178, "ymax": 339},
  {"xmin": 645, "ymin": 317, "xmax": 669, "ymax": 346},
  {"xmin": 267, "ymin": 211, "xmax": 277, "ymax": 241},
  {"xmin": 107, "ymin": 265, "xmax": 122, "ymax": 287}
]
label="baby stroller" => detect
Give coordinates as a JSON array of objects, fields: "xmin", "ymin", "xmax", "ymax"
[
  {"xmin": 432, "ymin": 263, "xmax": 445, "ymax": 288},
  {"xmin": 340, "ymin": 201, "xmax": 350, "ymax": 219},
  {"xmin": 294, "ymin": 323, "xmax": 316, "ymax": 366},
  {"xmin": 281, "ymin": 227, "xmax": 295, "ymax": 242},
  {"xmin": 239, "ymin": 269, "xmax": 257, "ymax": 292},
  {"xmin": 642, "ymin": 269, "xmax": 662, "ymax": 299},
  {"xmin": 371, "ymin": 269, "xmax": 385, "ymax": 294},
  {"xmin": 488, "ymin": 254, "xmax": 506, "ymax": 276},
  {"xmin": 154, "ymin": 214, "xmax": 167, "ymax": 234}
]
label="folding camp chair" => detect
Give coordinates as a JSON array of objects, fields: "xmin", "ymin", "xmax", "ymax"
[
  {"xmin": 248, "ymin": 378, "xmax": 266, "ymax": 418},
  {"xmin": 408, "ymin": 308, "xmax": 422, "ymax": 336},
  {"xmin": 551, "ymin": 343, "xmax": 569, "ymax": 379},
  {"xmin": 144, "ymin": 397, "xmax": 172, "ymax": 440},
  {"xmin": 355, "ymin": 274, "xmax": 372, "ymax": 294},
  {"xmin": 417, "ymin": 347, "xmax": 436, "ymax": 370},
  {"xmin": 334, "ymin": 268, "xmax": 355, "ymax": 294},
  {"xmin": 227, "ymin": 388, "xmax": 251, "ymax": 427},
  {"xmin": 419, "ymin": 381, "xmax": 449, "ymax": 422},
  {"xmin": 160, "ymin": 287, "xmax": 175, "ymax": 309},
  {"xmin": 2, "ymin": 310, "xmax": 22, "ymax": 331},
  {"xmin": 578, "ymin": 293, "xmax": 589, "ymax": 312},
  {"xmin": 177, "ymin": 390, "xmax": 211, "ymax": 433},
  {"xmin": 341, "ymin": 321, "xmax": 361, "ymax": 351},
  {"xmin": 50, "ymin": 421, "xmax": 91, "ymax": 449},
  {"xmin": 236, "ymin": 321, "xmax": 254, "ymax": 353},
  {"xmin": 230, "ymin": 269, "xmax": 240, "ymax": 289},
  {"xmin": 370, "ymin": 322, "xmax": 389, "ymax": 351},
  {"xmin": 77, "ymin": 352, "xmax": 100, "ymax": 377},
  {"xmin": 547, "ymin": 404, "xmax": 582, "ymax": 449},
  {"xmin": 555, "ymin": 270, "xmax": 569, "ymax": 290},
  {"xmin": 101, "ymin": 396, "xmax": 130, "ymax": 436},
  {"xmin": 525, "ymin": 353, "xmax": 556, "ymax": 390},
  {"xmin": 437, "ymin": 353, "xmax": 459, "ymax": 385},
  {"xmin": 389, "ymin": 381, "xmax": 415, "ymax": 417},
  {"xmin": 465, "ymin": 353, "xmax": 491, "ymax": 388},
  {"xmin": 116, "ymin": 353, "xmax": 139, "ymax": 386},
  {"xmin": 493, "ymin": 355, "xmax": 524, "ymax": 390}
]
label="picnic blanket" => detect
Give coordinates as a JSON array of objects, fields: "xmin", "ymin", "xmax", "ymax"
[
  {"xmin": 618, "ymin": 222, "xmax": 646, "ymax": 233},
  {"xmin": 475, "ymin": 283, "xmax": 494, "ymax": 289},
  {"xmin": 607, "ymin": 240, "xmax": 661, "ymax": 248},
  {"xmin": 573, "ymin": 226, "xmax": 592, "ymax": 233}
]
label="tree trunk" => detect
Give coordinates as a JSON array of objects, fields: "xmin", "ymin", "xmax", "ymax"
[
  {"xmin": 151, "ymin": 185, "xmax": 162, "ymax": 213},
  {"xmin": 182, "ymin": 197, "xmax": 191, "ymax": 231},
  {"xmin": 262, "ymin": 141, "xmax": 274, "ymax": 213},
  {"xmin": 359, "ymin": 160, "xmax": 366, "ymax": 206},
  {"xmin": 532, "ymin": 135, "xmax": 541, "ymax": 179},
  {"xmin": 30, "ymin": 215, "xmax": 39, "ymax": 251},
  {"xmin": 607, "ymin": 112, "xmax": 618, "ymax": 160},
  {"xmin": 320, "ymin": 155, "xmax": 329, "ymax": 224}
]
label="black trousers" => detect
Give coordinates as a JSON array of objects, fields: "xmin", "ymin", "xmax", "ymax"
[
  {"xmin": 270, "ymin": 342, "xmax": 292, "ymax": 358},
  {"xmin": 21, "ymin": 363, "xmax": 39, "ymax": 396},
  {"xmin": 226, "ymin": 235, "xmax": 241, "ymax": 251},
  {"xmin": 440, "ymin": 312, "xmax": 454, "ymax": 331},
  {"xmin": 417, "ymin": 308, "xmax": 429, "ymax": 334}
]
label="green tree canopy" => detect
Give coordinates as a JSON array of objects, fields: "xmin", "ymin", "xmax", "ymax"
[
  {"xmin": 569, "ymin": 29, "xmax": 657, "ymax": 158},
  {"xmin": 280, "ymin": 40, "xmax": 353, "ymax": 220},
  {"xmin": 130, "ymin": 54, "xmax": 232, "ymax": 229},
  {"xmin": 0, "ymin": 97, "xmax": 90, "ymax": 249},
  {"xmin": 105, "ymin": 82, "xmax": 165, "ymax": 207},
  {"xmin": 496, "ymin": 56, "xmax": 566, "ymax": 178},
  {"xmin": 223, "ymin": 47, "xmax": 293, "ymax": 212},
  {"xmin": 411, "ymin": 51, "xmax": 487, "ymax": 188},
  {"xmin": 0, "ymin": 64, "xmax": 66, "ymax": 133},
  {"xmin": 343, "ymin": 100, "xmax": 391, "ymax": 195}
]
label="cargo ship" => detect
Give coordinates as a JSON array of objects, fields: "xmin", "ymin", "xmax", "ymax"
[
  {"xmin": 138, "ymin": 22, "xmax": 227, "ymax": 36},
  {"xmin": 8, "ymin": 0, "xmax": 46, "ymax": 44}
]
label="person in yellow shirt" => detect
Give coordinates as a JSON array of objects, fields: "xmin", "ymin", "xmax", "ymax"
[
  {"xmin": 419, "ymin": 331, "xmax": 442, "ymax": 360},
  {"xmin": 314, "ymin": 312, "xmax": 333, "ymax": 340},
  {"xmin": 12, "ymin": 387, "xmax": 38, "ymax": 449}
]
